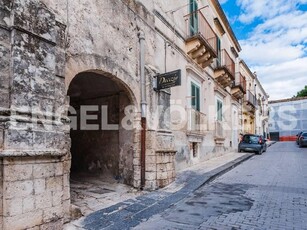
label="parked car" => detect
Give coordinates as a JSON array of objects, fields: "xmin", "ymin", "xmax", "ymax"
[
  {"xmin": 296, "ymin": 131, "xmax": 304, "ymax": 145},
  {"xmin": 298, "ymin": 132, "xmax": 307, "ymax": 148},
  {"xmin": 238, "ymin": 134, "xmax": 267, "ymax": 154}
]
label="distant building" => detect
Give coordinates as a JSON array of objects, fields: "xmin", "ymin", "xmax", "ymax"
[
  {"xmin": 269, "ymin": 97, "xmax": 307, "ymax": 141},
  {"xmin": 254, "ymin": 74, "xmax": 270, "ymax": 138}
]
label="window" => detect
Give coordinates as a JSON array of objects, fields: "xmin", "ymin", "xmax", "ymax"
[
  {"xmin": 216, "ymin": 37, "xmax": 221, "ymax": 66},
  {"xmin": 189, "ymin": 0, "xmax": 198, "ymax": 35},
  {"xmin": 191, "ymin": 82, "xmax": 200, "ymax": 111},
  {"xmin": 216, "ymin": 99, "xmax": 223, "ymax": 121}
]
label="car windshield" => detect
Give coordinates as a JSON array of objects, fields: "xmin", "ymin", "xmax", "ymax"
[
  {"xmin": 302, "ymin": 133, "xmax": 307, "ymax": 137},
  {"xmin": 243, "ymin": 135, "xmax": 259, "ymax": 144}
]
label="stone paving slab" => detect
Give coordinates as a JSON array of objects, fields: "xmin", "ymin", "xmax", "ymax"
[
  {"xmin": 134, "ymin": 141, "xmax": 307, "ymax": 230},
  {"xmin": 64, "ymin": 146, "xmax": 268, "ymax": 230},
  {"xmin": 65, "ymin": 142, "xmax": 276, "ymax": 229}
]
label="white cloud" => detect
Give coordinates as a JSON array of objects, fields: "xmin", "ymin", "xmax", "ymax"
[
  {"xmin": 218, "ymin": 0, "xmax": 229, "ymax": 4},
  {"xmin": 251, "ymin": 11, "xmax": 307, "ymax": 45},
  {"xmin": 236, "ymin": 0, "xmax": 296, "ymax": 23},
  {"xmin": 252, "ymin": 57, "xmax": 307, "ymax": 100},
  {"xmin": 240, "ymin": 40, "xmax": 304, "ymax": 66},
  {"xmin": 235, "ymin": 1, "xmax": 307, "ymax": 99}
]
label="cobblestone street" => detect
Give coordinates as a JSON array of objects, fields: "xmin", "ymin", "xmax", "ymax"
[{"xmin": 134, "ymin": 142, "xmax": 307, "ymax": 230}]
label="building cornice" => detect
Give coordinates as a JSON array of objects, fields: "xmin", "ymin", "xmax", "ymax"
[
  {"xmin": 211, "ymin": 0, "xmax": 241, "ymax": 52},
  {"xmin": 254, "ymin": 76, "xmax": 269, "ymax": 98},
  {"xmin": 240, "ymin": 59, "xmax": 255, "ymax": 79}
]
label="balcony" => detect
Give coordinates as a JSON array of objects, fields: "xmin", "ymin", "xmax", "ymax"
[
  {"xmin": 184, "ymin": 10, "xmax": 217, "ymax": 68},
  {"xmin": 245, "ymin": 90, "xmax": 257, "ymax": 108},
  {"xmin": 187, "ymin": 108, "xmax": 207, "ymax": 135},
  {"xmin": 214, "ymin": 49, "xmax": 235, "ymax": 88},
  {"xmin": 231, "ymin": 73, "xmax": 246, "ymax": 100}
]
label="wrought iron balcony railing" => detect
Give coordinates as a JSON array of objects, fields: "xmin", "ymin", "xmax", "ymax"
[
  {"xmin": 185, "ymin": 9, "xmax": 217, "ymax": 53},
  {"xmin": 245, "ymin": 90, "xmax": 257, "ymax": 108},
  {"xmin": 232, "ymin": 73, "xmax": 246, "ymax": 93},
  {"xmin": 187, "ymin": 108, "xmax": 207, "ymax": 134},
  {"xmin": 216, "ymin": 49, "xmax": 235, "ymax": 78},
  {"xmin": 184, "ymin": 9, "xmax": 218, "ymax": 68}
]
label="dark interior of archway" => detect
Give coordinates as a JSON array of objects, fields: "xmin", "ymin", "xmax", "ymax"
[{"xmin": 68, "ymin": 72, "xmax": 134, "ymax": 185}]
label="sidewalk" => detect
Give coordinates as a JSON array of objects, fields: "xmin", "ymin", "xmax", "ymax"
[{"xmin": 65, "ymin": 142, "xmax": 275, "ymax": 230}]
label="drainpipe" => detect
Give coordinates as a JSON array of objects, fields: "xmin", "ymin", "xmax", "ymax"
[{"xmin": 138, "ymin": 31, "xmax": 146, "ymax": 189}]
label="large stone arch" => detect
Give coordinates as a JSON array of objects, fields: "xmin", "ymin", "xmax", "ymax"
[
  {"xmin": 66, "ymin": 66, "xmax": 143, "ymax": 214},
  {"xmin": 65, "ymin": 54, "xmax": 140, "ymax": 107}
]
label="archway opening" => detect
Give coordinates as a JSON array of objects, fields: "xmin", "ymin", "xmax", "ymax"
[{"xmin": 67, "ymin": 71, "xmax": 136, "ymax": 215}]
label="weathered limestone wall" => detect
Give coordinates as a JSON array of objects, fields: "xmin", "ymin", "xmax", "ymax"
[
  {"xmin": 0, "ymin": 0, "xmax": 70, "ymax": 229},
  {"xmin": 0, "ymin": 162, "xmax": 3, "ymax": 228},
  {"xmin": 1, "ymin": 0, "xmax": 177, "ymax": 227},
  {"xmin": 118, "ymin": 92, "xmax": 134, "ymax": 185},
  {"xmin": 0, "ymin": 157, "xmax": 70, "ymax": 230},
  {"xmin": 40, "ymin": 0, "xmax": 176, "ymax": 190}
]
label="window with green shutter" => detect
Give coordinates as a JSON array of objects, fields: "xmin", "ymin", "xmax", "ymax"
[
  {"xmin": 189, "ymin": 0, "xmax": 198, "ymax": 36},
  {"xmin": 217, "ymin": 99, "xmax": 223, "ymax": 121},
  {"xmin": 216, "ymin": 37, "xmax": 221, "ymax": 67},
  {"xmin": 191, "ymin": 83, "xmax": 200, "ymax": 111}
]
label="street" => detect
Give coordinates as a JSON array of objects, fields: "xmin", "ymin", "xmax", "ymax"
[{"xmin": 134, "ymin": 142, "xmax": 307, "ymax": 230}]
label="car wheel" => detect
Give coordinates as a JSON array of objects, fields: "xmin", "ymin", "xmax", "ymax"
[
  {"xmin": 255, "ymin": 151, "xmax": 260, "ymax": 155},
  {"xmin": 299, "ymin": 143, "xmax": 303, "ymax": 148},
  {"xmin": 238, "ymin": 149, "xmax": 241, "ymax": 153}
]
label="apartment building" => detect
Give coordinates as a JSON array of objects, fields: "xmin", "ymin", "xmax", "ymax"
[
  {"xmin": 254, "ymin": 75, "xmax": 270, "ymax": 137},
  {"xmin": 0, "ymin": 0, "xmax": 268, "ymax": 228},
  {"xmin": 145, "ymin": 0, "xmax": 244, "ymax": 170},
  {"xmin": 239, "ymin": 60, "xmax": 269, "ymax": 136},
  {"xmin": 240, "ymin": 60, "xmax": 257, "ymax": 134}
]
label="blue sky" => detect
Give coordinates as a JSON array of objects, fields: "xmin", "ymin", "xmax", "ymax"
[{"xmin": 219, "ymin": 0, "xmax": 307, "ymax": 100}]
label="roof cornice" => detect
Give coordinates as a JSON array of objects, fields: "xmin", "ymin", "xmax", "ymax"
[
  {"xmin": 240, "ymin": 59, "xmax": 255, "ymax": 79},
  {"xmin": 210, "ymin": 0, "xmax": 241, "ymax": 52}
]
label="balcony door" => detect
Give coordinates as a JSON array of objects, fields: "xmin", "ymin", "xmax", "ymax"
[
  {"xmin": 216, "ymin": 98, "xmax": 223, "ymax": 121},
  {"xmin": 216, "ymin": 37, "xmax": 221, "ymax": 67},
  {"xmin": 189, "ymin": 0, "xmax": 198, "ymax": 35},
  {"xmin": 191, "ymin": 82, "xmax": 200, "ymax": 111}
]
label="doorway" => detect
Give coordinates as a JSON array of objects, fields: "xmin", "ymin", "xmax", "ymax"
[{"xmin": 67, "ymin": 71, "xmax": 138, "ymax": 215}]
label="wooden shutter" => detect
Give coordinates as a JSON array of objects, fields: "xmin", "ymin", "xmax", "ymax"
[{"xmin": 189, "ymin": 0, "xmax": 198, "ymax": 35}]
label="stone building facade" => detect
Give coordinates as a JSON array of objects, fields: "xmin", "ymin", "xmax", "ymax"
[
  {"xmin": 254, "ymin": 74, "xmax": 269, "ymax": 137},
  {"xmin": 240, "ymin": 60, "xmax": 269, "ymax": 136},
  {"xmin": 240, "ymin": 60, "xmax": 258, "ymax": 134},
  {"xmin": 149, "ymin": 0, "xmax": 245, "ymax": 169},
  {"xmin": 0, "ymin": 0, "xmax": 268, "ymax": 229},
  {"xmin": 0, "ymin": 0, "xmax": 176, "ymax": 229}
]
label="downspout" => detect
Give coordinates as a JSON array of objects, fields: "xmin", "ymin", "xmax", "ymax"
[{"xmin": 138, "ymin": 31, "xmax": 146, "ymax": 189}]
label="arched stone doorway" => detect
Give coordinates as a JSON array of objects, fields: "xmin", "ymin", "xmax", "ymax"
[{"xmin": 67, "ymin": 71, "xmax": 137, "ymax": 214}]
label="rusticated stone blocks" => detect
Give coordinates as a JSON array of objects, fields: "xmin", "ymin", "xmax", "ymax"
[
  {"xmin": 156, "ymin": 151, "xmax": 176, "ymax": 188},
  {"xmin": 1, "ymin": 157, "xmax": 68, "ymax": 230},
  {"xmin": 143, "ymin": 130, "xmax": 176, "ymax": 190}
]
